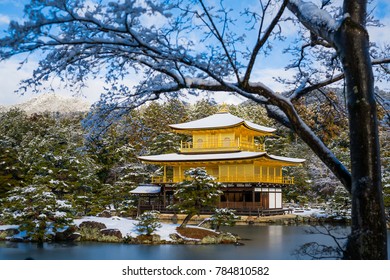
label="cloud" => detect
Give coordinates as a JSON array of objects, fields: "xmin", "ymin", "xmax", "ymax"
[
  {"xmin": 0, "ymin": 13, "xmax": 10, "ymax": 24},
  {"xmin": 368, "ymin": 16, "xmax": 390, "ymax": 45},
  {"xmin": 251, "ymin": 67, "xmax": 298, "ymax": 93},
  {"xmin": 0, "ymin": 59, "xmax": 35, "ymax": 105},
  {"xmin": 0, "ymin": 0, "xmax": 26, "ymax": 7},
  {"xmin": 0, "ymin": 58, "xmax": 103, "ymax": 106}
]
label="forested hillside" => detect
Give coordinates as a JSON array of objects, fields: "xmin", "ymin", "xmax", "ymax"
[{"xmin": 0, "ymin": 95, "xmax": 389, "ymax": 221}]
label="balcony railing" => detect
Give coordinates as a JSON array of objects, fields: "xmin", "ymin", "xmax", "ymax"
[
  {"xmin": 151, "ymin": 175, "xmax": 294, "ymax": 185},
  {"xmin": 180, "ymin": 139, "xmax": 265, "ymax": 153}
]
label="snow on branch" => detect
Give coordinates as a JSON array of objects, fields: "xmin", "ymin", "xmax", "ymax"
[
  {"xmin": 290, "ymin": 57, "xmax": 390, "ymax": 101},
  {"xmin": 287, "ymin": 0, "xmax": 342, "ymax": 45}
]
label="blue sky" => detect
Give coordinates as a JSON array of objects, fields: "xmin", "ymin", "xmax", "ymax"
[{"xmin": 0, "ymin": 0, "xmax": 389, "ymax": 106}]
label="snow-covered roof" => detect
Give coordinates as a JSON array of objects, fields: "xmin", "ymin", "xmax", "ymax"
[
  {"xmin": 130, "ymin": 185, "xmax": 161, "ymax": 194},
  {"xmin": 267, "ymin": 154, "xmax": 306, "ymax": 164},
  {"xmin": 169, "ymin": 112, "xmax": 276, "ymax": 134},
  {"xmin": 138, "ymin": 152, "xmax": 305, "ymax": 165},
  {"xmin": 139, "ymin": 151, "xmax": 266, "ymax": 162}
]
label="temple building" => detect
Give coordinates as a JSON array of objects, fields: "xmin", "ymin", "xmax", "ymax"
[{"xmin": 136, "ymin": 107, "xmax": 305, "ymax": 215}]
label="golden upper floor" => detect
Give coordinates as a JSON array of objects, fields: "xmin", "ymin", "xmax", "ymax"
[
  {"xmin": 180, "ymin": 133, "xmax": 265, "ymax": 153},
  {"xmin": 169, "ymin": 112, "xmax": 275, "ymax": 154}
]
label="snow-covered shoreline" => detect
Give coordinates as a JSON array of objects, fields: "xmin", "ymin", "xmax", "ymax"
[
  {"xmin": 74, "ymin": 216, "xmax": 180, "ymax": 241},
  {"xmin": 0, "ymin": 216, "xmax": 181, "ymax": 242},
  {"xmin": 0, "ymin": 216, "xmax": 240, "ymax": 244}
]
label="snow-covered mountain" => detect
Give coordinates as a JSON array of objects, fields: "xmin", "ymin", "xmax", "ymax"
[
  {"xmin": 4, "ymin": 93, "xmax": 91, "ymax": 114},
  {"xmin": 0, "ymin": 105, "xmax": 7, "ymax": 113}
]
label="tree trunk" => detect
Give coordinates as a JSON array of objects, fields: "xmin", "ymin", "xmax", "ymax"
[
  {"xmin": 180, "ymin": 213, "xmax": 194, "ymax": 228},
  {"xmin": 334, "ymin": 5, "xmax": 387, "ymax": 259},
  {"xmin": 287, "ymin": 0, "xmax": 387, "ymax": 259}
]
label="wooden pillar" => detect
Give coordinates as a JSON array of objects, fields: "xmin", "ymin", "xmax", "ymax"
[
  {"xmin": 137, "ymin": 195, "xmax": 141, "ymax": 217},
  {"xmin": 226, "ymin": 190, "xmax": 229, "ymax": 208},
  {"xmin": 243, "ymin": 190, "xmax": 246, "ymax": 208},
  {"xmin": 163, "ymin": 187, "xmax": 166, "ymax": 207}
]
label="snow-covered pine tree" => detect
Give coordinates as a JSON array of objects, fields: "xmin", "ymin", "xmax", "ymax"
[
  {"xmin": 0, "ymin": 143, "xmax": 24, "ymax": 198},
  {"xmin": 148, "ymin": 132, "xmax": 182, "ymax": 155},
  {"xmin": 135, "ymin": 210, "xmax": 162, "ymax": 236},
  {"xmin": 170, "ymin": 167, "xmax": 223, "ymax": 228},
  {"xmin": 0, "ymin": 109, "xmax": 33, "ymax": 197},
  {"xmin": 18, "ymin": 114, "xmax": 101, "ymax": 214},
  {"xmin": 87, "ymin": 139, "xmax": 146, "ymax": 215},
  {"xmin": 188, "ymin": 99, "xmax": 218, "ymax": 121},
  {"xmin": 2, "ymin": 185, "xmax": 74, "ymax": 244},
  {"xmin": 210, "ymin": 208, "xmax": 239, "ymax": 231}
]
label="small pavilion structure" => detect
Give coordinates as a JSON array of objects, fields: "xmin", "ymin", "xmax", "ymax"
[{"xmin": 130, "ymin": 184, "xmax": 162, "ymax": 216}]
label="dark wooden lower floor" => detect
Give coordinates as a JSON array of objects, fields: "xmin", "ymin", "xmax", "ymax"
[
  {"xmin": 133, "ymin": 183, "xmax": 289, "ymax": 216},
  {"xmin": 137, "ymin": 204, "xmax": 289, "ymax": 216}
]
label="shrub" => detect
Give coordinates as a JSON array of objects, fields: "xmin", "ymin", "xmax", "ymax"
[
  {"xmin": 135, "ymin": 211, "xmax": 162, "ymax": 236},
  {"xmin": 210, "ymin": 208, "xmax": 239, "ymax": 231}
]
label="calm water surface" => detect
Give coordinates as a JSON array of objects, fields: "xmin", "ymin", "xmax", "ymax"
[{"xmin": 1, "ymin": 225, "xmax": 389, "ymax": 260}]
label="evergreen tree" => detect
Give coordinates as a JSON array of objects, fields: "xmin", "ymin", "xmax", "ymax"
[
  {"xmin": 0, "ymin": 109, "xmax": 34, "ymax": 197},
  {"xmin": 189, "ymin": 99, "xmax": 218, "ymax": 121},
  {"xmin": 170, "ymin": 168, "xmax": 223, "ymax": 228},
  {"xmin": 379, "ymin": 126, "xmax": 390, "ymax": 210},
  {"xmin": 2, "ymin": 185, "xmax": 74, "ymax": 244},
  {"xmin": 148, "ymin": 132, "xmax": 182, "ymax": 155},
  {"xmin": 18, "ymin": 114, "xmax": 101, "ymax": 213},
  {"xmin": 210, "ymin": 208, "xmax": 239, "ymax": 231},
  {"xmin": 0, "ymin": 144, "xmax": 24, "ymax": 198},
  {"xmin": 328, "ymin": 186, "xmax": 351, "ymax": 217},
  {"xmin": 86, "ymin": 141, "xmax": 144, "ymax": 215},
  {"xmin": 135, "ymin": 210, "xmax": 162, "ymax": 236}
]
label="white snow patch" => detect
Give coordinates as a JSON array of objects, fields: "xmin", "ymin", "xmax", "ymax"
[
  {"xmin": 0, "ymin": 225, "xmax": 19, "ymax": 231},
  {"xmin": 292, "ymin": 208, "xmax": 325, "ymax": 217},
  {"xmin": 139, "ymin": 151, "xmax": 305, "ymax": 164},
  {"xmin": 267, "ymin": 154, "xmax": 306, "ymax": 163},
  {"xmin": 291, "ymin": 207, "xmax": 350, "ymax": 220},
  {"xmin": 73, "ymin": 216, "xmax": 181, "ymax": 241},
  {"xmin": 139, "ymin": 151, "xmax": 267, "ymax": 162},
  {"xmin": 290, "ymin": 0, "xmax": 340, "ymax": 30}
]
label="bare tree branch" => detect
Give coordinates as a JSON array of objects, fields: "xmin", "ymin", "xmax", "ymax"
[
  {"xmin": 242, "ymin": 0, "xmax": 288, "ymax": 86},
  {"xmin": 290, "ymin": 58, "xmax": 390, "ymax": 101}
]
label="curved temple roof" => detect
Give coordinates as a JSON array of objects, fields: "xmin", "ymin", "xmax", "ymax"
[
  {"xmin": 130, "ymin": 184, "xmax": 161, "ymax": 194},
  {"xmin": 169, "ymin": 112, "xmax": 276, "ymax": 134},
  {"xmin": 138, "ymin": 151, "xmax": 305, "ymax": 165}
]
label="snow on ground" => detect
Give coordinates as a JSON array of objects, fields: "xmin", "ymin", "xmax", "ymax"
[
  {"xmin": 0, "ymin": 225, "xmax": 19, "ymax": 230},
  {"xmin": 0, "ymin": 225, "xmax": 28, "ymax": 240},
  {"xmin": 1, "ymin": 217, "xmax": 187, "ymax": 241},
  {"xmin": 73, "ymin": 216, "xmax": 181, "ymax": 241},
  {"xmin": 292, "ymin": 208, "xmax": 325, "ymax": 217},
  {"xmin": 290, "ymin": 207, "xmax": 351, "ymax": 220}
]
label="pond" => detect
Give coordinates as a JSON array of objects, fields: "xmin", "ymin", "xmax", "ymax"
[{"xmin": 0, "ymin": 225, "xmax": 389, "ymax": 260}]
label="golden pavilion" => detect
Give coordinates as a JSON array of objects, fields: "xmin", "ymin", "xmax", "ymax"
[{"xmin": 136, "ymin": 108, "xmax": 305, "ymax": 215}]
